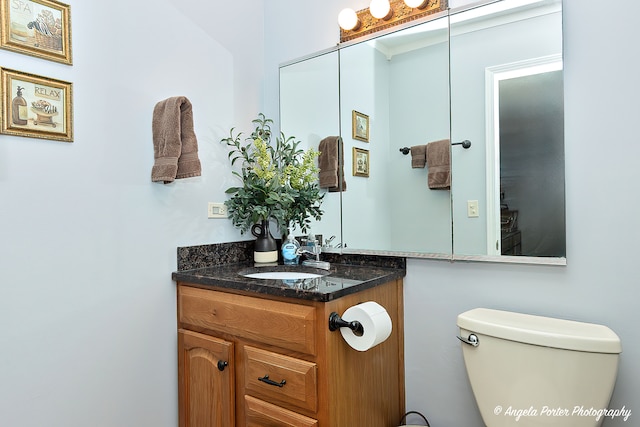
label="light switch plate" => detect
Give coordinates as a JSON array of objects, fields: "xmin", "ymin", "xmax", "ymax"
[
  {"xmin": 467, "ymin": 200, "xmax": 479, "ymax": 218},
  {"xmin": 207, "ymin": 202, "xmax": 228, "ymax": 219}
]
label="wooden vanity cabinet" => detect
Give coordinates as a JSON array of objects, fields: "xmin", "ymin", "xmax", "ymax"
[{"xmin": 177, "ymin": 278, "xmax": 405, "ymax": 427}]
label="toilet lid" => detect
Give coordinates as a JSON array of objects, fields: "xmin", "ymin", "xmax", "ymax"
[{"xmin": 457, "ymin": 308, "xmax": 622, "ymax": 354}]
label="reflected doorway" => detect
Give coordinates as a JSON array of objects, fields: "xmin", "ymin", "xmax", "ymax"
[{"xmin": 486, "ymin": 56, "xmax": 565, "ymax": 257}]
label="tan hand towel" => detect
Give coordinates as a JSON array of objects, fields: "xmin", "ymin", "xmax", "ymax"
[
  {"xmin": 151, "ymin": 96, "xmax": 201, "ymax": 184},
  {"xmin": 410, "ymin": 145, "xmax": 427, "ymax": 168},
  {"xmin": 426, "ymin": 139, "xmax": 451, "ymax": 190},
  {"xmin": 318, "ymin": 136, "xmax": 346, "ymax": 192}
]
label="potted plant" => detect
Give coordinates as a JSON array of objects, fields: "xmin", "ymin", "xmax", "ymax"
[{"xmin": 221, "ymin": 114, "xmax": 324, "ymax": 262}]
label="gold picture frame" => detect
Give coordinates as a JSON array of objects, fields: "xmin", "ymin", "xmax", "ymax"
[
  {"xmin": 0, "ymin": 0, "xmax": 72, "ymax": 65},
  {"xmin": 352, "ymin": 110, "xmax": 369, "ymax": 142},
  {"xmin": 353, "ymin": 147, "xmax": 370, "ymax": 177},
  {"xmin": 1, "ymin": 67, "xmax": 73, "ymax": 142}
]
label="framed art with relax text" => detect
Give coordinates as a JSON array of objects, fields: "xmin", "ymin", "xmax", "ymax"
[
  {"xmin": 1, "ymin": 67, "xmax": 73, "ymax": 142},
  {"xmin": 0, "ymin": 0, "xmax": 72, "ymax": 65}
]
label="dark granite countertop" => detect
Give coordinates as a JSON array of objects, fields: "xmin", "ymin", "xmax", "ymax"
[{"xmin": 173, "ymin": 241, "xmax": 406, "ymax": 302}]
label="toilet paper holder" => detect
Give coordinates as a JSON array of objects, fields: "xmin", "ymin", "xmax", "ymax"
[{"xmin": 328, "ymin": 312, "xmax": 365, "ymax": 336}]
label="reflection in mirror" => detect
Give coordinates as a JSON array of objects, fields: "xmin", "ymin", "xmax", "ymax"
[
  {"xmin": 339, "ymin": 15, "xmax": 452, "ymax": 255},
  {"xmin": 279, "ymin": 50, "xmax": 341, "ymax": 243},
  {"xmin": 278, "ymin": 0, "xmax": 565, "ymax": 264},
  {"xmin": 450, "ymin": 0, "xmax": 565, "ymax": 262}
]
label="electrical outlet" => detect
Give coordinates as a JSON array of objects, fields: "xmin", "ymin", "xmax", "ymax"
[
  {"xmin": 467, "ymin": 200, "xmax": 479, "ymax": 218},
  {"xmin": 207, "ymin": 202, "xmax": 228, "ymax": 219}
]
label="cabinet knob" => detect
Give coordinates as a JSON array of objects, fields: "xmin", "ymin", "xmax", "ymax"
[{"xmin": 217, "ymin": 360, "xmax": 228, "ymax": 371}]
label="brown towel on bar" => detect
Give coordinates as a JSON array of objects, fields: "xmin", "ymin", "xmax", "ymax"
[
  {"xmin": 410, "ymin": 145, "xmax": 427, "ymax": 168},
  {"xmin": 151, "ymin": 96, "xmax": 201, "ymax": 183},
  {"xmin": 426, "ymin": 139, "xmax": 450, "ymax": 190},
  {"xmin": 318, "ymin": 136, "xmax": 346, "ymax": 192}
]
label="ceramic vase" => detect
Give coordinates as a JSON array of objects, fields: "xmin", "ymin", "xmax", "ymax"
[{"xmin": 251, "ymin": 219, "xmax": 278, "ymax": 263}]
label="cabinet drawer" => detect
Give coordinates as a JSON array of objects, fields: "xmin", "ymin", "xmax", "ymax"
[
  {"xmin": 245, "ymin": 395, "xmax": 318, "ymax": 427},
  {"xmin": 178, "ymin": 286, "xmax": 316, "ymax": 354},
  {"xmin": 243, "ymin": 346, "xmax": 317, "ymax": 413}
]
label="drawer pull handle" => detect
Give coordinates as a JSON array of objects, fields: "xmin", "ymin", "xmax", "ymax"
[
  {"xmin": 217, "ymin": 360, "xmax": 228, "ymax": 371},
  {"xmin": 258, "ymin": 375, "xmax": 286, "ymax": 388}
]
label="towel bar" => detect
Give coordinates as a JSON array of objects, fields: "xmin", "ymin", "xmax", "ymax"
[
  {"xmin": 399, "ymin": 139, "xmax": 471, "ymax": 155},
  {"xmin": 452, "ymin": 139, "xmax": 472, "ymax": 148}
]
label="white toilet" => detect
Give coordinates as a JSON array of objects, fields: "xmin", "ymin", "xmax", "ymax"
[{"xmin": 457, "ymin": 308, "xmax": 621, "ymax": 427}]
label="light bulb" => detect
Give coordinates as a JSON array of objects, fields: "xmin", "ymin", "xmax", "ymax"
[
  {"xmin": 404, "ymin": 0, "xmax": 428, "ymax": 8},
  {"xmin": 369, "ymin": 0, "xmax": 392, "ymax": 20},
  {"xmin": 338, "ymin": 8, "xmax": 360, "ymax": 31}
]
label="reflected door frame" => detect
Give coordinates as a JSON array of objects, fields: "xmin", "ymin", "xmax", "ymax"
[{"xmin": 485, "ymin": 54, "xmax": 563, "ymax": 255}]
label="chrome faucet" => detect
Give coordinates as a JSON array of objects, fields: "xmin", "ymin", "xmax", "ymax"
[
  {"xmin": 297, "ymin": 238, "xmax": 330, "ymax": 269},
  {"xmin": 297, "ymin": 238, "xmax": 322, "ymax": 261}
]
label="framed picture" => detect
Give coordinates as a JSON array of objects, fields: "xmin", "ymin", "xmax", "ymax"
[
  {"xmin": 0, "ymin": 0, "xmax": 72, "ymax": 65},
  {"xmin": 352, "ymin": 110, "xmax": 369, "ymax": 142},
  {"xmin": 352, "ymin": 147, "xmax": 370, "ymax": 177},
  {"xmin": 1, "ymin": 67, "xmax": 73, "ymax": 142}
]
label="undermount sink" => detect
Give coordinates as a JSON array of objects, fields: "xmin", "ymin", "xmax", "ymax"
[
  {"xmin": 239, "ymin": 266, "xmax": 330, "ymax": 281},
  {"xmin": 243, "ymin": 271, "xmax": 324, "ymax": 280}
]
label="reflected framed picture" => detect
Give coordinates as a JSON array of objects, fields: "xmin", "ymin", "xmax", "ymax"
[
  {"xmin": 1, "ymin": 67, "xmax": 73, "ymax": 142},
  {"xmin": 353, "ymin": 147, "xmax": 369, "ymax": 177},
  {"xmin": 0, "ymin": 0, "xmax": 72, "ymax": 65},
  {"xmin": 352, "ymin": 110, "xmax": 369, "ymax": 142}
]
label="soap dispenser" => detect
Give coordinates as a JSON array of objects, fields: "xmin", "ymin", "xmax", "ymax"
[{"xmin": 281, "ymin": 228, "xmax": 300, "ymax": 265}]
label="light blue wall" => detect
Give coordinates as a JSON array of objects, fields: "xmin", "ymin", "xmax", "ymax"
[
  {"xmin": 265, "ymin": 0, "xmax": 640, "ymax": 426},
  {"xmin": 0, "ymin": 0, "xmax": 265, "ymax": 425}
]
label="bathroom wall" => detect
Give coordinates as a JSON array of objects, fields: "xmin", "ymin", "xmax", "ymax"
[
  {"xmin": 0, "ymin": 0, "xmax": 265, "ymax": 425},
  {"xmin": 264, "ymin": 0, "xmax": 640, "ymax": 426}
]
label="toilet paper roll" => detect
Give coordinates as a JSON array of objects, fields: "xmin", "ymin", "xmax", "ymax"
[{"xmin": 340, "ymin": 301, "xmax": 392, "ymax": 351}]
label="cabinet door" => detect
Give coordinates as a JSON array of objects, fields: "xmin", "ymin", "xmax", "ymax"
[{"xmin": 178, "ymin": 329, "xmax": 234, "ymax": 427}]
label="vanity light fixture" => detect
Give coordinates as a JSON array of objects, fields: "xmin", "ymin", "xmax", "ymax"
[
  {"xmin": 404, "ymin": 0, "xmax": 430, "ymax": 8},
  {"xmin": 338, "ymin": 8, "xmax": 361, "ymax": 31},
  {"xmin": 369, "ymin": 0, "xmax": 393, "ymax": 20},
  {"xmin": 339, "ymin": 0, "xmax": 448, "ymax": 43}
]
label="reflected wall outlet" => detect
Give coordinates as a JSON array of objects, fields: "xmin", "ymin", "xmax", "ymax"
[
  {"xmin": 207, "ymin": 202, "xmax": 228, "ymax": 219},
  {"xmin": 467, "ymin": 200, "xmax": 479, "ymax": 218}
]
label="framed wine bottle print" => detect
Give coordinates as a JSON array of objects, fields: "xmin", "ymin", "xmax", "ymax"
[{"xmin": 1, "ymin": 67, "xmax": 73, "ymax": 142}]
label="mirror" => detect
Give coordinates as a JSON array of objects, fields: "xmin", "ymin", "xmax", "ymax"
[
  {"xmin": 449, "ymin": 0, "xmax": 565, "ymax": 262},
  {"xmin": 339, "ymin": 15, "xmax": 452, "ymax": 255},
  {"xmin": 279, "ymin": 49, "xmax": 342, "ymax": 245},
  {"xmin": 278, "ymin": 0, "xmax": 565, "ymax": 264}
]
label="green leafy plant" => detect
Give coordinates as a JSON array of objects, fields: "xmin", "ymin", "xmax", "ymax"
[{"xmin": 221, "ymin": 114, "xmax": 324, "ymax": 235}]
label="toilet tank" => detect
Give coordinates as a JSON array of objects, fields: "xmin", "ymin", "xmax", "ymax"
[{"xmin": 457, "ymin": 308, "xmax": 622, "ymax": 427}]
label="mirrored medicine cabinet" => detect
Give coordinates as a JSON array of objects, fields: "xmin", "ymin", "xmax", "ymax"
[{"xmin": 279, "ymin": 0, "xmax": 565, "ymax": 265}]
